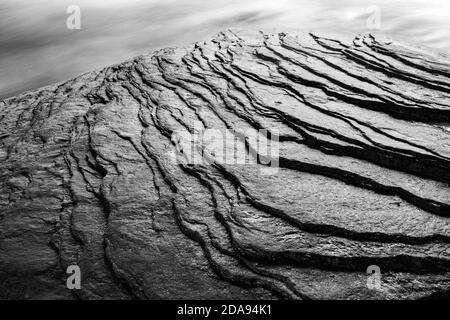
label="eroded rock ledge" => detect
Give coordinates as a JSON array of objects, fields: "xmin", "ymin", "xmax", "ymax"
[{"xmin": 0, "ymin": 29, "xmax": 449, "ymax": 300}]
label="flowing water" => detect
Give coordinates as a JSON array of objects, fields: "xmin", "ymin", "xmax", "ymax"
[{"xmin": 1, "ymin": 0, "xmax": 449, "ymax": 98}]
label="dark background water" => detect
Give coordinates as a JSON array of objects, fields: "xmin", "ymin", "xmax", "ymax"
[{"xmin": 1, "ymin": 0, "xmax": 449, "ymax": 99}]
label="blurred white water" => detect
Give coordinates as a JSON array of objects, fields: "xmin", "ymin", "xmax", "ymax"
[{"xmin": 0, "ymin": 0, "xmax": 449, "ymax": 98}]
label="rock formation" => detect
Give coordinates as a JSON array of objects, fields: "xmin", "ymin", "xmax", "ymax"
[{"xmin": 0, "ymin": 29, "xmax": 449, "ymax": 299}]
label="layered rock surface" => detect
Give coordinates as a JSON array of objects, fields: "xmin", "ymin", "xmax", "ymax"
[{"xmin": 0, "ymin": 29, "xmax": 449, "ymax": 299}]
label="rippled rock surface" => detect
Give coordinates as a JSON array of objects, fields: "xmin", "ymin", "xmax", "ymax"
[{"xmin": 1, "ymin": 29, "xmax": 449, "ymax": 300}]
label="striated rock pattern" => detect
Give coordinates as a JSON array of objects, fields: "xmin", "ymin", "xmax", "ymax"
[{"xmin": 1, "ymin": 29, "xmax": 450, "ymax": 300}]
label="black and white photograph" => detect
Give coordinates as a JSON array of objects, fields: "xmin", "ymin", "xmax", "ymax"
[{"xmin": 0, "ymin": 0, "xmax": 449, "ymax": 310}]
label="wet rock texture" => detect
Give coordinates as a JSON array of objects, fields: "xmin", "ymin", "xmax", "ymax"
[{"xmin": 1, "ymin": 29, "xmax": 450, "ymax": 300}]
